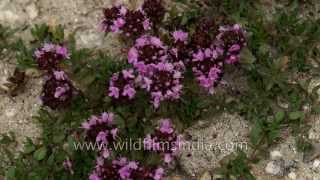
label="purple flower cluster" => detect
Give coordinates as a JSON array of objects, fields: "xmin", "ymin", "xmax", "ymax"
[
  {"xmin": 100, "ymin": 5, "xmax": 151, "ymax": 37},
  {"xmin": 33, "ymin": 43, "xmax": 76, "ymax": 109},
  {"xmin": 144, "ymin": 119, "xmax": 182, "ymax": 163},
  {"xmin": 168, "ymin": 30, "xmax": 189, "ymax": 70},
  {"xmin": 41, "ymin": 70, "xmax": 74, "ymax": 109},
  {"xmin": 187, "ymin": 23, "xmax": 246, "ymax": 93},
  {"xmin": 108, "ymin": 69, "xmax": 137, "ymax": 101},
  {"xmin": 128, "ymin": 35, "xmax": 167, "ymax": 72},
  {"xmin": 191, "ymin": 46, "xmax": 225, "ymax": 94},
  {"xmin": 127, "ymin": 35, "xmax": 184, "ymax": 108},
  {"xmin": 108, "ymin": 35, "xmax": 184, "ymax": 108},
  {"xmin": 82, "ymin": 112, "xmax": 118, "ymax": 158},
  {"xmin": 217, "ymin": 24, "xmax": 247, "ymax": 64},
  {"xmin": 138, "ymin": 63, "xmax": 183, "ymax": 108},
  {"xmin": 63, "ymin": 158, "xmax": 74, "ymax": 175},
  {"xmin": 89, "ymin": 157, "xmax": 164, "ymax": 180},
  {"xmin": 34, "ymin": 43, "xmax": 70, "ymax": 71},
  {"xmin": 142, "ymin": 0, "xmax": 165, "ymax": 25}
]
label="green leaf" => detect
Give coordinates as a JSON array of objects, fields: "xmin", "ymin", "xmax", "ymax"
[
  {"xmin": 24, "ymin": 142, "xmax": 36, "ymax": 154},
  {"xmin": 250, "ymin": 122, "xmax": 262, "ymax": 146},
  {"xmin": 275, "ymin": 111, "xmax": 285, "ymax": 122},
  {"xmin": 33, "ymin": 147, "xmax": 47, "ymax": 161},
  {"xmin": 5, "ymin": 167, "xmax": 16, "ymax": 179},
  {"xmin": 289, "ymin": 111, "xmax": 304, "ymax": 120},
  {"xmin": 53, "ymin": 134, "xmax": 65, "ymax": 144},
  {"xmin": 240, "ymin": 47, "xmax": 256, "ymax": 64}
]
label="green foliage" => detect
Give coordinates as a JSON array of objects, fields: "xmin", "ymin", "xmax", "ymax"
[
  {"xmin": 2, "ymin": 0, "xmax": 320, "ymax": 179},
  {"xmin": 216, "ymin": 151, "xmax": 255, "ymax": 180}
]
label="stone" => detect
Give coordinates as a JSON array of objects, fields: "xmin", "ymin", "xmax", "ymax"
[
  {"xmin": 313, "ymin": 159, "xmax": 320, "ymax": 170},
  {"xmin": 265, "ymin": 161, "xmax": 283, "ymax": 176},
  {"xmin": 5, "ymin": 108, "xmax": 17, "ymax": 117},
  {"xmin": 178, "ymin": 113, "xmax": 250, "ymax": 176},
  {"xmin": 270, "ymin": 150, "xmax": 283, "ymax": 160},
  {"xmin": 288, "ymin": 172, "xmax": 297, "ymax": 180},
  {"xmin": 198, "ymin": 171, "xmax": 211, "ymax": 180},
  {"xmin": 25, "ymin": 3, "xmax": 39, "ymax": 20},
  {"xmin": 77, "ymin": 30, "xmax": 105, "ymax": 49}
]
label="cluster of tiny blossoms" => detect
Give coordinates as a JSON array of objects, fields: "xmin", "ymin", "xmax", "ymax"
[
  {"xmin": 41, "ymin": 70, "xmax": 75, "ymax": 109},
  {"xmin": 80, "ymin": 114, "xmax": 180, "ymax": 179},
  {"xmin": 34, "ymin": 43, "xmax": 75, "ymax": 109},
  {"xmin": 103, "ymin": 1, "xmax": 246, "ymax": 103},
  {"xmin": 34, "ymin": 43, "xmax": 70, "ymax": 71},
  {"xmin": 108, "ymin": 35, "xmax": 184, "ymax": 107},
  {"xmin": 217, "ymin": 24, "xmax": 247, "ymax": 64},
  {"xmin": 89, "ymin": 157, "xmax": 164, "ymax": 180},
  {"xmin": 108, "ymin": 69, "xmax": 137, "ymax": 101},
  {"xmin": 82, "ymin": 112, "xmax": 118, "ymax": 158},
  {"xmin": 144, "ymin": 119, "xmax": 182, "ymax": 164},
  {"xmin": 100, "ymin": 5, "xmax": 151, "ymax": 38},
  {"xmin": 187, "ymin": 22, "xmax": 246, "ymax": 93}
]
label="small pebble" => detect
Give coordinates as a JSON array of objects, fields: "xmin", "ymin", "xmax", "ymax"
[
  {"xmin": 313, "ymin": 159, "xmax": 320, "ymax": 170},
  {"xmin": 5, "ymin": 108, "xmax": 17, "ymax": 117},
  {"xmin": 265, "ymin": 161, "xmax": 282, "ymax": 176},
  {"xmin": 288, "ymin": 172, "xmax": 297, "ymax": 180},
  {"xmin": 270, "ymin": 150, "xmax": 283, "ymax": 160}
]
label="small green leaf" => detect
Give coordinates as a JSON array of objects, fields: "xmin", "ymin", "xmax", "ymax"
[
  {"xmin": 6, "ymin": 167, "xmax": 16, "ymax": 179},
  {"xmin": 275, "ymin": 111, "xmax": 285, "ymax": 122},
  {"xmin": 240, "ymin": 48, "xmax": 256, "ymax": 64},
  {"xmin": 289, "ymin": 111, "xmax": 304, "ymax": 120},
  {"xmin": 33, "ymin": 147, "xmax": 47, "ymax": 161},
  {"xmin": 53, "ymin": 134, "xmax": 65, "ymax": 144},
  {"xmin": 250, "ymin": 122, "xmax": 262, "ymax": 146},
  {"xmin": 24, "ymin": 138, "xmax": 36, "ymax": 154}
]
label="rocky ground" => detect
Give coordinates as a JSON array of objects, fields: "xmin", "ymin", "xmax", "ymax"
[{"xmin": 0, "ymin": 0, "xmax": 320, "ymax": 179}]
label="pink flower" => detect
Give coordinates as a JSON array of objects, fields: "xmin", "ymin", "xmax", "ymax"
[
  {"xmin": 109, "ymin": 87, "xmax": 120, "ymax": 98},
  {"xmin": 229, "ymin": 44, "xmax": 241, "ymax": 52},
  {"xmin": 164, "ymin": 153, "xmax": 172, "ymax": 163},
  {"xmin": 150, "ymin": 37, "xmax": 163, "ymax": 47},
  {"xmin": 89, "ymin": 173, "xmax": 101, "ymax": 180},
  {"xmin": 122, "ymin": 85, "xmax": 136, "ymax": 99},
  {"xmin": 128, "ymin": 47, "xmax": 138, "ymax": 64},
  {"xmin": 172, "ymin": 30, "xmax": 188, "ymax": 42},
  {"xmin": 108, "ymin": 69, "xmax": 137, "ymax": 100},
  {"xmin": 193, "ymin": 50, "xmax": 204, "ymax": 61},
  {"xmin": 54, "ymin": 86, "xmax": 67, "ymax": 98},
  {"xmin": 159, "ymin": 119, "xmax": 174, "ymax": 134},
  {"xmin": 143, "ymin": 19, "xmax": 151, "ymax": 30},
  {"xmin": 53, "ymin": 71, "xmax": 66, "ymax": 80},
  {"xmin": 154, "ymin": 168, "xmax": 164, "ymax": 180},
  {"xmin": 56, "ymin": 46, "xmax": 70, "ymax": 59}
]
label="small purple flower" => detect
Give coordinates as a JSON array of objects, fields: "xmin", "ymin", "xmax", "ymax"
[
  {"xmin": 128, "ymin": 35, "xmax": 167, "ymax": 71},
  {"xmin": 81, "ymin": 112, "xmax": 117, "ymax": 142},
  {"xmin": 190, "ymin": 46, "xmax": 225, "ymax": 94},
  {"xmin": 153, "ymin": 168, "xmax": 164, "ymax": 180},
  {"xmin": 172, "ymin": 30, "xmax": 188, "ymax": 43},
  {"xmin": 139, "ymin": 62, "xmax": 183, "ymax": 108},
  {"xmin": 89, "ymin": 172, "xmax": 101, "ymax": 180},
  {"xmin": 34, "ymin": 43, "xmax": 70, "ymax": 71},
  {"xmin": 100, "ymin": 5, "xmax": 128, "ymax": 33},
  {"xmin": 56, "ymin": 46, "xmax": 70, "ymax": 59},
  {"xmin": 142, "ymin": 0, "xmax": 166, "ymax": 25},
  {"xmin": 217, "ymin": 24, "xmax": 246, "ymax": 64},
  {"xmin": 90, "ymin": 157, "xmax": 163, "ymax": 180},
  {"xmin": 41, "ymin": 70, "xmax": 74, "ymax": 109},
  {"xmin": 108, "ymin": 68, "xmax": 137, "ymax": 101},
  {"xmin": 159, "ymin": 119, "xmax": 174, "ymax": 134},
  {"xmin": 63, "ymin": 158, "xmax": 74, "ymax": 175},
  {"xmin": 143, "ymin": 119, "xmax": 182, "ymax": 164}
]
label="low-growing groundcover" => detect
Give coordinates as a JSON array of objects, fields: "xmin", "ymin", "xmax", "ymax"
[{"xmin": 1, "ymin": 0, "xmax": 320, "ymax": 179}]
